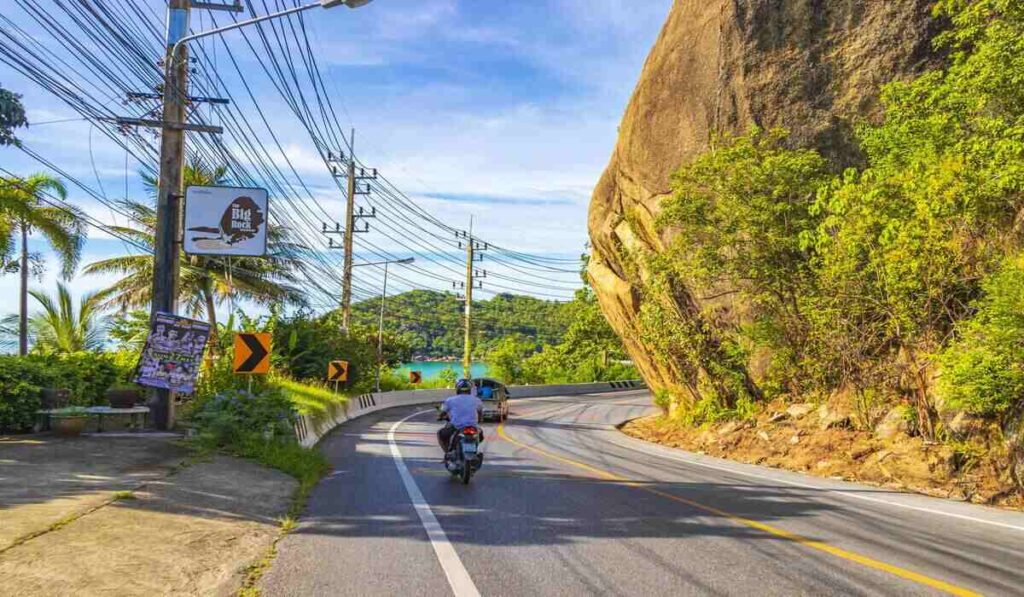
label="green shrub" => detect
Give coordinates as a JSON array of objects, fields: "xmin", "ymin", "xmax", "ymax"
[
  {"xmin": 49, "ymin": 353, "xmax": 120, "ymax": 406},
  {"xmin": 653, "ymin": 389, "xmax": 672, "ymax": 414},
  {"xmin": 188, "ymin": 384, "xmax": 329, "ymax": 512},
  {"xmin": 0, "ymin": 362, "xmax": 43, "ymax": 431},
  {"xmin": 938, "ymin": 255, "xmax": 1024, "ymax": 417},
  {"xmin": 0, "ymin": 352, "xmax": 124, "ymax": 430},
  {"xmin": 190, "ymin": 388, "xmax": 296, "ymax": 447}
]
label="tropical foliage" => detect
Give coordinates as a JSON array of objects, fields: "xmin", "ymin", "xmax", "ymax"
[
  {"xmin": 0, "ymin": 173, "xmax": 86, "ymax": 355},
  {"xmin": 0, "ymin": 283, "xmax": 108, "ymax": 354},
  {"xmin": 0, "ymin": 85, "xmax": 26, "ymax": 147},
  {"xmin": 0, "ymin": 175, "xmax": 84, "ymax": 279}
]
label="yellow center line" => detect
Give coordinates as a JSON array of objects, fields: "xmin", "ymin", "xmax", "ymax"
[{"xmin": 497, "ymin": 421, "xmax": 981, "ymax": 597}]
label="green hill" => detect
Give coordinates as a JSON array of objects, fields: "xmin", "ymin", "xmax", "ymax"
[{"xmin": 350, "ymin": 289, "xmax": 572, "ymax": 359}]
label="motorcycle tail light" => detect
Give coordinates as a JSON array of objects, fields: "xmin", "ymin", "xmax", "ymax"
[{"xmin": 463, "ymin": 427, "xmax": 479, "ymax": 436}]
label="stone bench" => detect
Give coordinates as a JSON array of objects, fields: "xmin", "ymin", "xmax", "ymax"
[{"xmin": 36, "ymin": 406, "xmax": 151, "ymax": 433}]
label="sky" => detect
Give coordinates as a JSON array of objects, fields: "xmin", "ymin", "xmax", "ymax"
[{"xmin": 0, "ymin": 0, "xmax": 672, "ymax": 317}]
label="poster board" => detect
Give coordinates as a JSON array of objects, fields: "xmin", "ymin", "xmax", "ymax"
[{"xmin": 134, "ymin": 312, "xmax": 211, "ymax": 393}]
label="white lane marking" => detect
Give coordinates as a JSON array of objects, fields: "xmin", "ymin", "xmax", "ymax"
[
  {"xmin": 603, "ymin": 429, "xmax": 1024, "ymax": 534},
  {"xmin": 388, "ymin": 410, "xmax": 481, "ymax": 597}
]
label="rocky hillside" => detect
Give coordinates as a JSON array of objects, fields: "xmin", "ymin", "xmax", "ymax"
[
  {"xmin": 590, "ymin": 0, "xmax": 1024, "ymax": 501},
  {"xmin": 587, "ymin": 0, "xmax": 939, "ymax": 400}
]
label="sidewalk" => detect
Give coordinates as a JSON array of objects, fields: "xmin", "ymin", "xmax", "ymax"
[{"xmin": 0, "ymin": 435, "xmax": 295, "ymax": 596}]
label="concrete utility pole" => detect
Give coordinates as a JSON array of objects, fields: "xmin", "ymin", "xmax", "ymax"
[
  {"xmin": 458, "ymin": 218, "xmax": 487, "ymax": 378},
  {"xmin": 463, "ymin": 218, "xmax": 474, "ymax": 378},
  {"xmin": 326, "ymin": 130, "xmax": 376, "ymax": 335},
  {"xmin": 342, "ymin": 130, "xmax": 356, "ymax": 335},
  {"xmin": 150, "ymin": 0, "xmax": 191, "ymax": 430}
]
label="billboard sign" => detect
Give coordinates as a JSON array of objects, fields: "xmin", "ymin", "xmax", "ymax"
[{"xmin": 184, "ymin": 185, "xmax": 269, "ymax": 256}]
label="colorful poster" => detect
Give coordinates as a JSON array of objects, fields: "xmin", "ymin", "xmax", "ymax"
[{"xmin": 134, "ymin": 312, "xmax": 211, "ymax": 393}]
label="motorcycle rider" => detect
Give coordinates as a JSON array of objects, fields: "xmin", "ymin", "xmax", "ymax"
[{"xmin": 437, "ymin": 378, "xmax": 484, "ymax": 456}]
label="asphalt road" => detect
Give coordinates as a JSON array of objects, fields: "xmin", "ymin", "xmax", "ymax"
[{"xmin": 260, "ymin": 391, "xmax": 1024, "ymax": 596}]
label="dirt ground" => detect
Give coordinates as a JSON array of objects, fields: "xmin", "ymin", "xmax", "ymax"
[
  {"xmin": 0, "ymin": 435, "xmax": 295, "ymax": 596},
  {"xmin": 622, "ymin": 403, "xmax": 1023, "ymax": 511}
]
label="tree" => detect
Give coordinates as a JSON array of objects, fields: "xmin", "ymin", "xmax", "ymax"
[
  {"xmin": 0, "ymin": 86, "xmax": 27, "ymax": 147},
  {"xmin": 0, "ymin": 174, "xmax": 86, "ymax": 356},
  {"xmin": 107, "ymin": 309, "xmax": 151, "ymax": 351},
  {"xmin": 84, "ymin": 160, "xmax": 307, "ymax": 332},
  {"xmin": 486, "ymin": 335, "xmax": 539, "ymax": 384},
  {"xmin": 0, "ymin": 282, "xmax": 108, "ymax": 354}
]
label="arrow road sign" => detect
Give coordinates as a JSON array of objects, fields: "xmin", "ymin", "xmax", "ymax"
[
  {"xmin": 409, "ymin": 370, "xmax": 422, "ymax": 384},
  {"xmin": 233, "ymin": 333, "xmax": 271, "ymax": 374},
  {"xmin": 328, "ymin": 360, "xmax": 349, "ymax": 382}
]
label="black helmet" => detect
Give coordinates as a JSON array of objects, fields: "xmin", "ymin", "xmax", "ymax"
[{"xmin": 455, "ymin": 378, "xmax": 473, "ymax": 395}]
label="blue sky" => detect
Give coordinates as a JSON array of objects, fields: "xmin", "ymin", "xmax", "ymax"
[{"xmin": 0, "ymin": 0, "xmax": 671, "ymax": 313}]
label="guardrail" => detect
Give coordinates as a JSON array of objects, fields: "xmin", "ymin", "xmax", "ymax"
[{"xmin": 293, "ymin": 379, "xmax": 647, "ymax": 448}]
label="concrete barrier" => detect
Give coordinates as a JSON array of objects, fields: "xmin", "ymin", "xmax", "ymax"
[{"xmin": 293, "ymin": 379, "xmax": 646, "ymax": 448}]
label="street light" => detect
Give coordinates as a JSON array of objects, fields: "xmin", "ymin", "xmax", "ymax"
[
  {"xmin": 352, "ymin": 258, "xmax": 415, "ymax": 392},
  {"xmin": 171, "ymin": 0, "xmax": 374, "ymax": 60}
]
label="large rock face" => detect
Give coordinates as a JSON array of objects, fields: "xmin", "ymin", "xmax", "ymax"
[{"xmin": 588, "ymin": 0, "xmax": 941, "ymax": 402}]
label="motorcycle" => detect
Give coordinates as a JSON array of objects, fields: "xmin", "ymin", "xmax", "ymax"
[{"xmin": 438, "ymin": 410, "xmax": 484, "ymax": 484}]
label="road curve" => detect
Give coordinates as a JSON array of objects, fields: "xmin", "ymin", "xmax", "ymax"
[{"xmin": 260, "ymin": 391, "xmax": 1024, "ymax": 596}]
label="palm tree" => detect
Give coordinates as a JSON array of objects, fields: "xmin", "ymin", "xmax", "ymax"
[
  {"xmin": 83, "ymin": 159, "xmax": 307, "ymax": 335},
  {"xmin": 0, "ymin": 174, "xmax": 86, "ymax": 356},
  {"xmin": 0, "ymin": 282, "xmax": 108, "ymax": 354}
]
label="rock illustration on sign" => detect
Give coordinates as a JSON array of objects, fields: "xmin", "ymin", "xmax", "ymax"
[{"xmin": 188, "ymin": 195, "xmax": 265, "ymax": 251}]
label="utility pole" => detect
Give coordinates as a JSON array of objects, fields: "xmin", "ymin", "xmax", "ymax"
[
  {"xmin": 376, "ymin": 259, "xmax": 388, "ymax": 390},
  {"xmin": 150, "ymin": 0, "xmax": 191, "ymax": 430},
  {"xmin": 19, "ymin": 220, "xmax": 28, "ymax": 356},
  {"xmin": 341, "ymin": 130, "xmax": 356, "ymax": 335},
  {"xmin": 456, "ymin": 218, "xmax": 487, "ymax": 378},
  {"xmin": 326, "ymin": 133, "xmax": 376, "ymax": 335},
  {"xmin": 463, "ymin": 218, "xmax": 474, "ymax": 378}
]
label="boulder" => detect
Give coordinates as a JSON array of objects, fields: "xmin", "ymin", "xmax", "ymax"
[
  {"xmin": 587, "ymin": 0, "xmax": 942, "ymax": 401},
  {"xmin": 947, "ymin": 412, "xmax": 988, "ymax": 438},
  {"xmin": 818, "ymin": 403, "xmax": 852, "ymax": 430},
  {"xmin": 875, "ymin": 407, "xmax": 910, "ymax": 440},
  {"xmin": 786, "ymin": 403, "xmax": 815, "ymax": 420},
  {"xmin": 717, "ymin": 420, "xmax": 741, "ymax": 436}
]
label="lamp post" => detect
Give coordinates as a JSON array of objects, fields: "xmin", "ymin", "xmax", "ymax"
[
  {"xmin": 169, "ymin": 0, "xmax": 374, "ymax": 61},
  {"xmin": 150, "ymin": 0, "xmax": 373, "ymax": 429},
  {"xmin": 352, "ymin": 257, "xmax": 415, "ymax": 392}
]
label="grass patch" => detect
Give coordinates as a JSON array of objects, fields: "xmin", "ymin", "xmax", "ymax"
[
  {"xmin": 111, "ymin": 490, "xmax": 136, "ymax": 501},
  {"xmin": 274, "ymin": 377, "xmax": 346, "ymax": 421}
]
